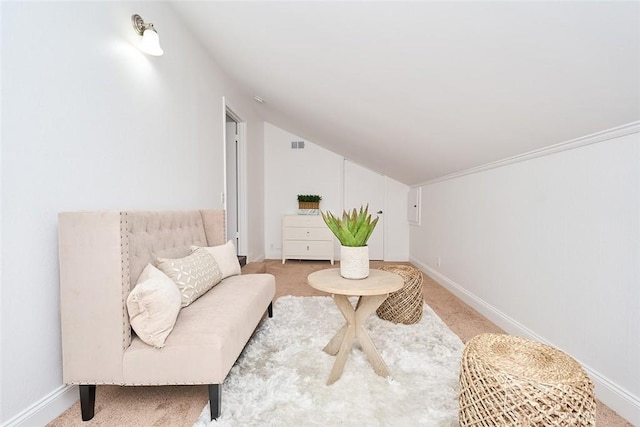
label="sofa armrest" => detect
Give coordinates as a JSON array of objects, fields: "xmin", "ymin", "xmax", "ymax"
[{"xmin": 58, "ymin": 211, "xmax": 125, "ymax": 384}]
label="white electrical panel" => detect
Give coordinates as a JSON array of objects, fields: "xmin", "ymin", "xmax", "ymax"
[{"xmin": 407, "ymin": 187, "xmax": 421, "ymax": 226}]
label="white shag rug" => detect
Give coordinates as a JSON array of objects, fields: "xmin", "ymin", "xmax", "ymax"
[{"xmin": 194, "ymin": 296, "xmax": 464, "ymax": 427}]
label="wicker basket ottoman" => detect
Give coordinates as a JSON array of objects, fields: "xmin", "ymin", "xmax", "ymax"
[
  {"xmin": 459, "ymin": 334, "xmax": 596, "ymax": 426},
  {"xmin": 376, "ymin": 265, "xmax": 424, "ymax": 324}
]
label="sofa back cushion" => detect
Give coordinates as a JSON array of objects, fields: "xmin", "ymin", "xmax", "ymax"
[{"xmin": 123, "ymin": 211, "xmax": 209, "ymax": 292}]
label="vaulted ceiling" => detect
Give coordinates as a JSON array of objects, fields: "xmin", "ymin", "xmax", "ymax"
[{"xmin": 171, "ymin": 1, "xmax": 639, "ymax": 185}]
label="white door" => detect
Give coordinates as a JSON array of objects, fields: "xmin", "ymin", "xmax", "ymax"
[
  {"xmin": 225, "ymin": 119, "xmax": 239, "ymax": 252},
  {"xmin": 343, "ymin": 160, "xmax": 385, "ymax": 260}
]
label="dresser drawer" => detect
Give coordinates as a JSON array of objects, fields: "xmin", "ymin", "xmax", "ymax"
[
  {"xmin": 283, "ymin": 240, "xmax": 333, "ymax": 257},
  {"xmin": 282, "ymin": 215, "xmax": 334, "ymax": 264},
  {"xmin": 283, "ymin": 215, "xmax": 326, "ymax": 228},
  {"xmin": 283, "ymin": 227, "xmax": 333, "ymax": 241}
]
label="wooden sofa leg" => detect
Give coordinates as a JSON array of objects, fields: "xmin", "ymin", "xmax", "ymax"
[
  {"xmin": 268, "ymin": 302, "xmax": 273, "ymax": 318},
  {"xmin": 79, "ymin": 385, "xmax": 96, "ymax": 421},
  {"xmin": 208, "ymin": 384, "xmax": 221, "ymax": 420}
]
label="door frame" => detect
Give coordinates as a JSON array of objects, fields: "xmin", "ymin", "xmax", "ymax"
[
  {"xmin": 343, "ymin": 159, "xmax": 385, "ymax": 260},
  {"xmin": 222, "ymin": 97, "xmax": 247, "ymax": 256}
]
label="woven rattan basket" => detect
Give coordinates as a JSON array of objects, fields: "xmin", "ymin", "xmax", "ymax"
[
  {"xmin": 298, "ymin": 201, "xmax": 320, "ymax": 210},
  {"xmin": 459, "ymin": 333, "xmax": 596, "ymax": 426},
  {"xmin": 376, "ymin": 265, "xmax": 423, "ymax": 324}
]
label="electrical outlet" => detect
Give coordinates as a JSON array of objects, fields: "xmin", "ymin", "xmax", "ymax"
[{"xmin": 437, "ymin": 257, "xmax": 441, "ymax": 267}]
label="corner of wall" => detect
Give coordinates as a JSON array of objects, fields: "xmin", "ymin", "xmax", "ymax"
[{"xmin": 1, "ymin": 386, "xmax": 78, "ymax": 427}]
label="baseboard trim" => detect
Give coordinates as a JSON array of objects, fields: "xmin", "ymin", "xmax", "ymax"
[
  {"xmin": 410, "ymin": 257, "xmax": 640, "ymax": 425},
  {"xmin": 2, "ymin": 385, "xmax": 77, "ymax": 427}
]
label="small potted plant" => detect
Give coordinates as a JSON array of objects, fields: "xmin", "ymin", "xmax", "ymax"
[
  {"xmin": 297, "ymin": 194, "xmax": 322, "ymax": 214},
  {"xmin": 321, "ymin": 204, "xmax": 378, "ymax": 279}
]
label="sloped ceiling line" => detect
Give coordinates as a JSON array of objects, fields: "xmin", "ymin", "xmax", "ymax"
[
  {"xmin": 170, "ymin": 1, "xmax": 640, "ymax": 185},
  {"xmin": 415, "ymin": 121, "xmax": 640, "ymax": 187}
]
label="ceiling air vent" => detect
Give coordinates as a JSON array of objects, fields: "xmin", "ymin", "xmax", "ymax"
[{"xmin": 291, "ymin": 141, "xmax": 305, "ymax": 149}]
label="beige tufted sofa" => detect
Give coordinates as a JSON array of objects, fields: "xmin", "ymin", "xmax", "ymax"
[{"xmin": 58, "ymin": 210, "xmax": 275, "ymax": 421}]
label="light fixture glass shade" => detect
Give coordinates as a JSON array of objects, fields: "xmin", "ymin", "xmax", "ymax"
[{"xmin": 139, "ymin": 28, "xmax": 163, "ymax": 56}]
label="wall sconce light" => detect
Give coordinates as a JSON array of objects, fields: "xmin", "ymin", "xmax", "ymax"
[{"xmin": 131, "ymin": 14, "xmax": 164, "ymax": 56}]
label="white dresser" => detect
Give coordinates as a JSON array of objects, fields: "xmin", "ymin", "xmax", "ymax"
[{"xmin": 282, "ymin": 215, "xmax": 334, "ymax": 264}]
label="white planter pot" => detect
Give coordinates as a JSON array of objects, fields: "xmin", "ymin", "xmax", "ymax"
[{"xmin": 340, "ymin": 245, "xmax": 369, "ymax": 279}]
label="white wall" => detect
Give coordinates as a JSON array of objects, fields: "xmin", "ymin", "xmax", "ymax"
[
  {"xmin": 409, "ymin": 129, "xmax": 640, "ymax": 424},
  {"xmin": 0, "ymin": 2, "xmax": 265, "ymax": 424},
  {"xmin": 264, "ymin": 123, "xmax": 409, "ymax": 261},
  {"xmin": 264, "ymin": 123, "xmax": 343, "ymax": 259}
]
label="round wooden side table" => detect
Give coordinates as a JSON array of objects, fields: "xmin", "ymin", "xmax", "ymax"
[{"xmin": 307, "ymin": 268, "xmax": 403, "ymax": 385}]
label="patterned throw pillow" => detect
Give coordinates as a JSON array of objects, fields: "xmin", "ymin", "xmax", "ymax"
[{"xmin": 156, "ymin": 248, "xmax": 222, "ymax": 307}]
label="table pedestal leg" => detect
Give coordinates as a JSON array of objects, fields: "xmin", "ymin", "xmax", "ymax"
[
  {"xmin": 323, "ymin": 323, "xmax": 347, "ymax": 356},
  {"xmin": 324, "ymin": 293, "xmax": 390, "ymax": 385}
]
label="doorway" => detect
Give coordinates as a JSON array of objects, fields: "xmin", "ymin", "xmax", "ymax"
[
  {"xmin": 224, "ymin": 105, "xmax": 246, "ymax": 256},
  {"xmin": 343, "ymin": 160, "xmax": 385, "ymax": 260},
  {"xmin": 225, "ymin": 114, "xmax": 239, "ymax": 253}
]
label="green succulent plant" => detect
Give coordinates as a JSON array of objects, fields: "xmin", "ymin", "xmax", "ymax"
[
  {"xmin": 297, "ymin": 194, "xmax": 322, "ymax": 202},
  {"xmin": 321, "ymin": 204, "xmax": 379, "ymax": 247}
]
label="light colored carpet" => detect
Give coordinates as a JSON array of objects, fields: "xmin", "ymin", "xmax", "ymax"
[
  {"xmin": 194, "ymin": 295, "xmax": 464, "ymax": 426},
  {"xmin": 48, "ymin": 260, "xmax": 632, "ymax": 426}
]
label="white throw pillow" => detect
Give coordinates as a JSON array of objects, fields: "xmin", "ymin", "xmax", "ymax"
[
  {"xmin": 191, "ymin": 240, "xmax": 241, "ymax": 279},
  {"xmin": 156, "ymin": 248, "xmax": 222, "ymax": 307},
  {"xmin": 127, "ymin": 264, "xmax": 181, "ymax": 348}
]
